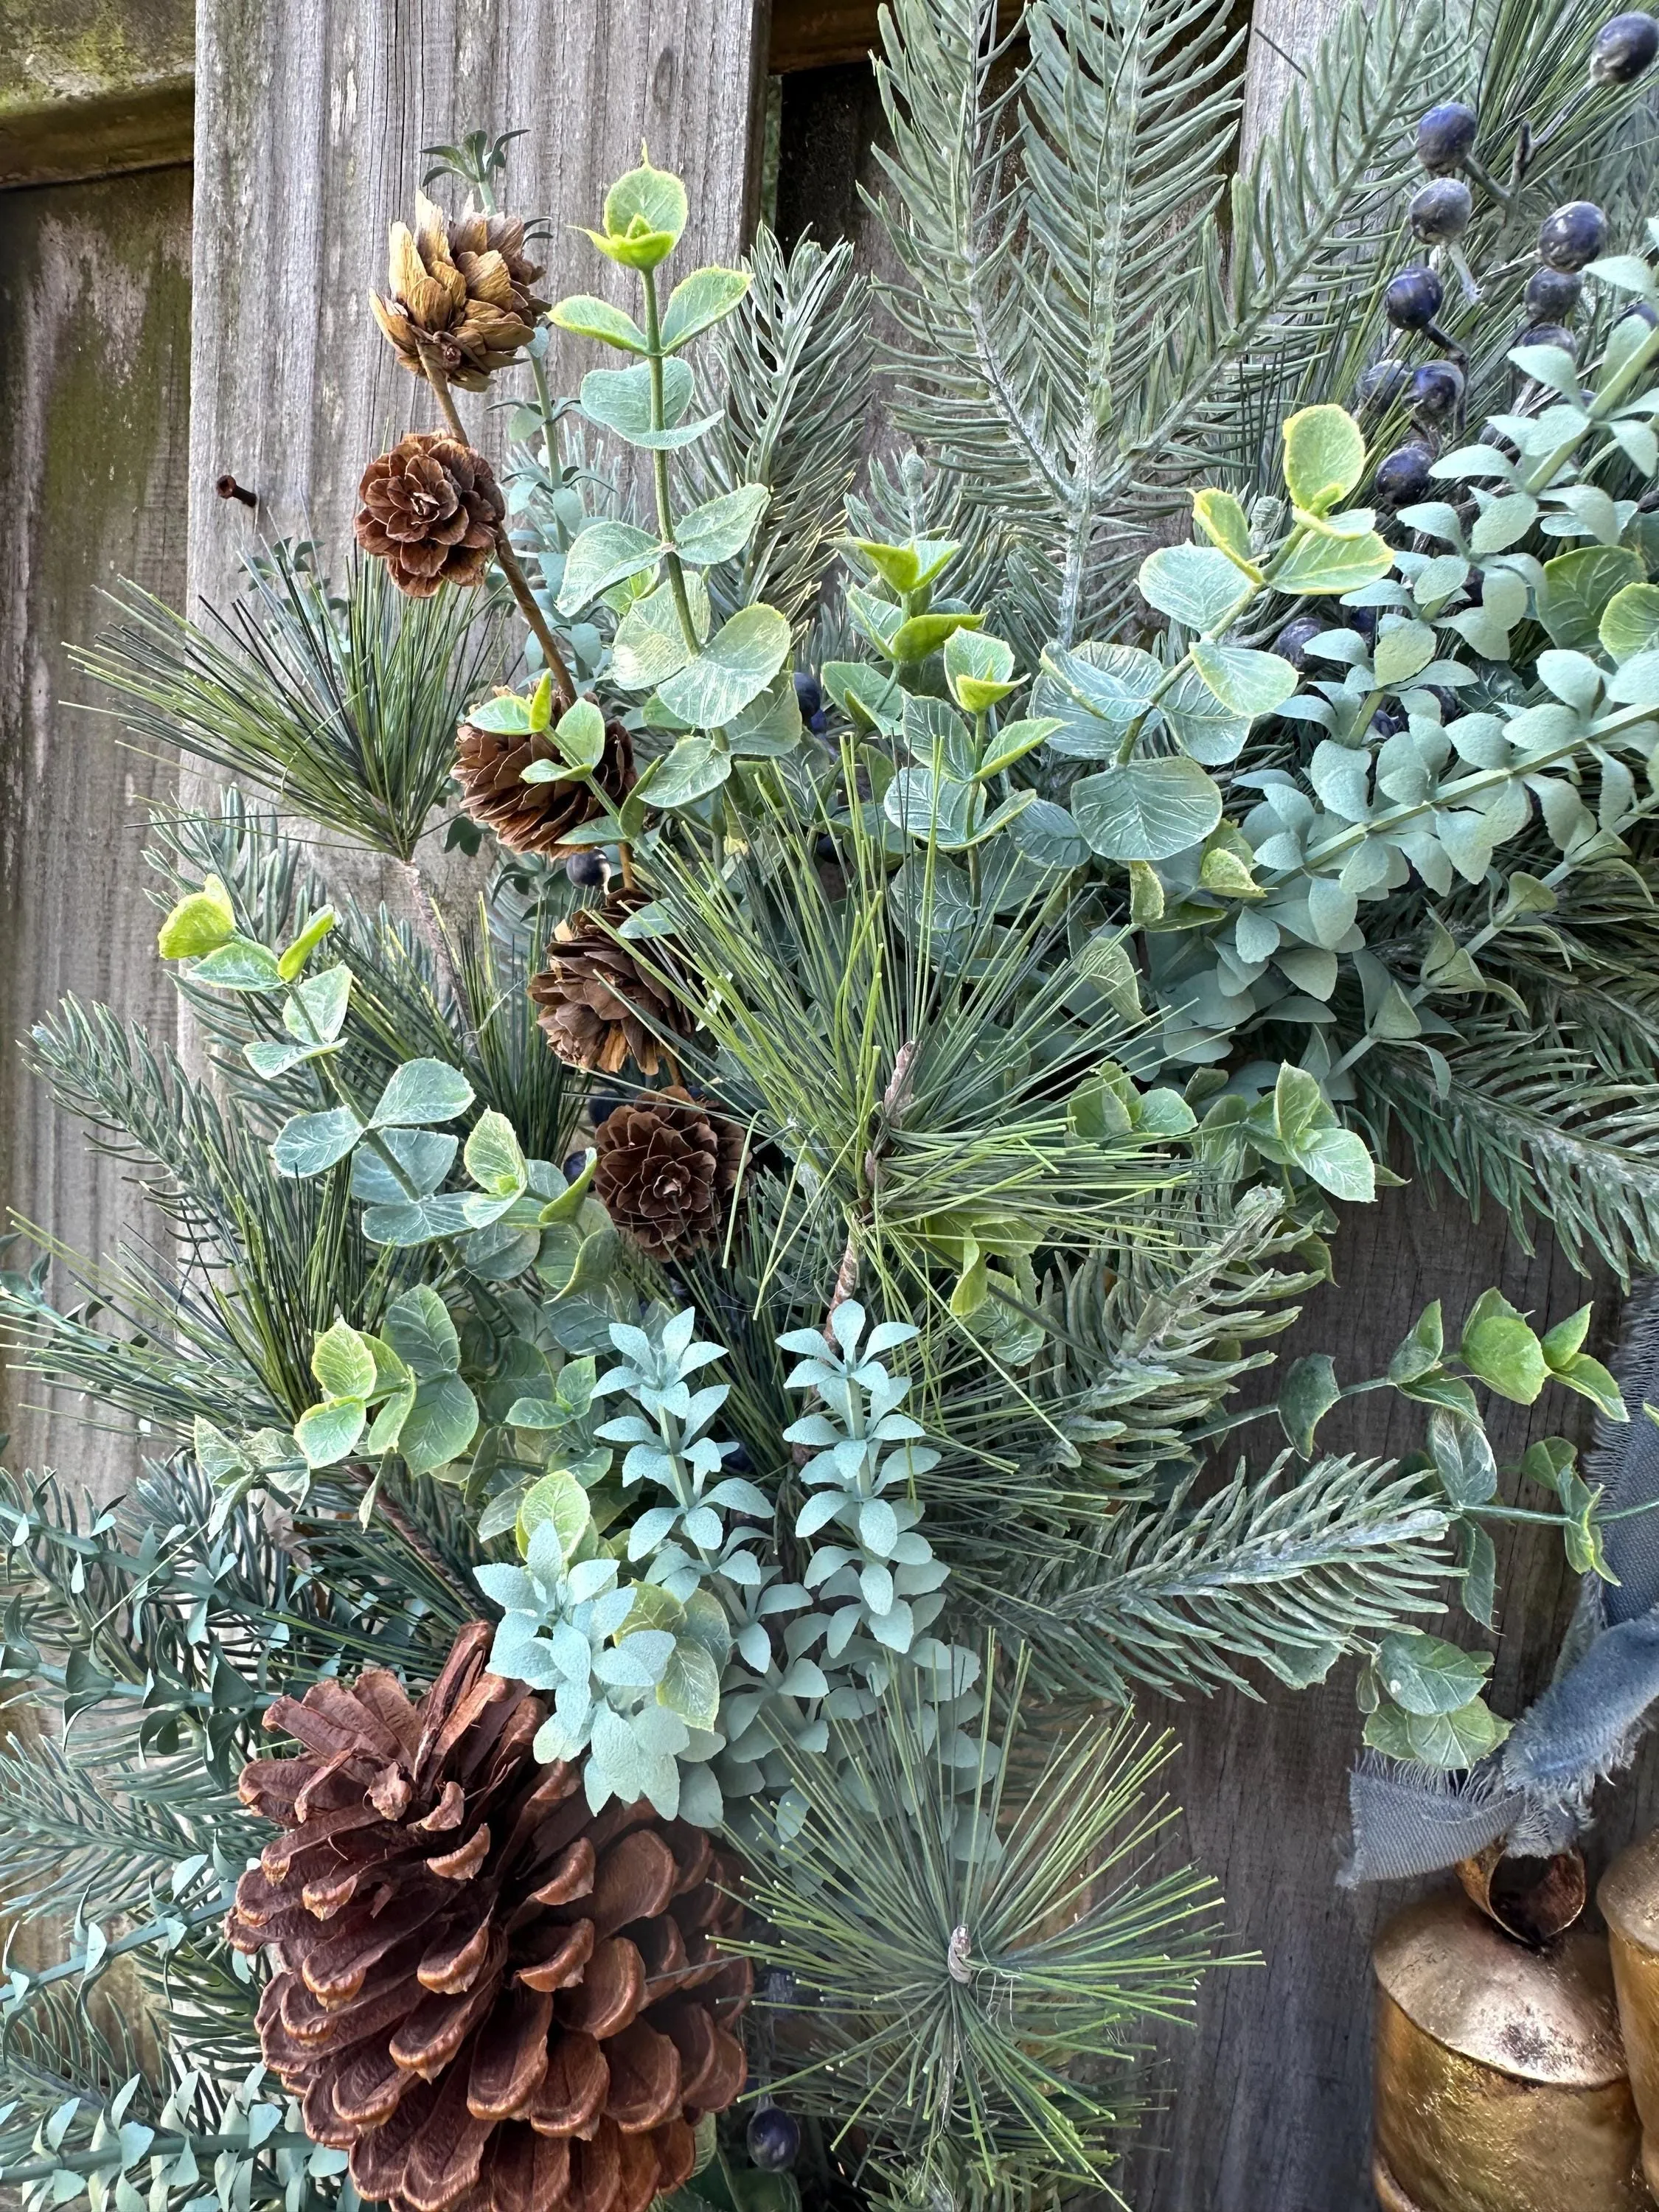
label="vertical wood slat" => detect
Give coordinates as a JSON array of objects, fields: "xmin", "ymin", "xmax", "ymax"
[
  {"xmin": 188, "ymin": 0, "xmax": 773, "ymax": 619},
  {"xmin": 0, "ymin": 166, "xmax": 193, "ymax": 1493}
]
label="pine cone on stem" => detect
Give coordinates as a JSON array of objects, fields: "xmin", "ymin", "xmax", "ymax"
[
  {"xmin": 593, "ymin": 1088, "xmax": 743, "ymax": 1259},
  {"xmin": 356, "ymin": 435, "xmax": 505, "ymax": 599},
  {"xmin": 454, "ymin": 715, "xmax": 634, "ymax": 859},
  {"xmin": 371, "ymin": 195, "xmax": 546, "ymax": 392},
  {"xmin": 227, "ymin": 1623, "xmax": 748, "ymax": 2212},
  {"xmin": 529, "ymin": 891, "xmax": 695, "ymax": 1079}
]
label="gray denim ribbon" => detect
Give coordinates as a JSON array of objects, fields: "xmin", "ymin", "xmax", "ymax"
[{"xmin": 1342, "ymin": 1281, "xmax": 1659, "ymax": 1887}]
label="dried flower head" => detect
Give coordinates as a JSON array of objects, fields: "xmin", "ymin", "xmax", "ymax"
[{"xmin": 371, "ymin": 194, "xmax": 546, "ymax": 392}]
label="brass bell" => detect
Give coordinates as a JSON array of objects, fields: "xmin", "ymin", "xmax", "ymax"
[
  {"xmin": 1600, "ymin": 1831, "xmax": 1659, "ymax": 2197},
  {"xmin": 1371, "ymin": 1876, "xmax": 1650, "ymax": 2212}
]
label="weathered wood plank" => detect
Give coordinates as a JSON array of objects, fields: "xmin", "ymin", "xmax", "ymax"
[
  {"xmin": 0, "ymin": 0, "xmax": 193, "ymax": 185},
  {"xmin": 0, "ymin": 163, "xmax": 192, "ymax": 1492},
  {"xmin": 188, "ymin": 0, "xmax": 773, "ymax": 621}
]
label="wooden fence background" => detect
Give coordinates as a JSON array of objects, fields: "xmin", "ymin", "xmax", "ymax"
[{"xmin": 4, "ymin": 3, "xmax": 1656, "ymax": 2206}]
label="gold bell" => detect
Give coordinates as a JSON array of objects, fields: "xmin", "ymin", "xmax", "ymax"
[
  {"xmin": 1600, "ymin": 1831, "xmax": 1659, "ymax": 2197},
  {"xmin": 1371, "ymin": 1869, "xmax": 1650, "ymax": 2212}
]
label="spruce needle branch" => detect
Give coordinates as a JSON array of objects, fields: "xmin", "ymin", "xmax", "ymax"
[{"xmin": 417, "ymin": 347, "xmax": 577, "ymax": 709}]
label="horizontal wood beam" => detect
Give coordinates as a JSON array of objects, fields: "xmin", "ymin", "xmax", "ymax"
[
  {"xmin": 0, "ymin": 78, "xmax": 192, "ymax": 187},
  {"xmin": 0, "ymin": 0, "xmax": 194, "ymax": 187},
  {"xmin": 769, "ymin": 0, "xmax": 1020, "ymax": 73}
]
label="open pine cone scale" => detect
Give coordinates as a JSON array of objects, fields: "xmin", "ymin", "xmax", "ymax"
[{"xmin": 229, "ymin": 1623, "xmax": 748, "ymax": 2212}]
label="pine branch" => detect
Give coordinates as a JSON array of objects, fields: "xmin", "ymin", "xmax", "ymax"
[
  {"xmin": 1360, "ymin": 1028, "xmax": 1659, "ymax": 1282},
  {"xmin": 692, "ymin": 229, "xmax": 874, "ymax": 625},
  {"xmin": 978, "ymin": 1453, "xmax": 1455, "ymax": 1698},
  {"xmin": 74, "ymin": 547, "xmax": 511, "ymax": 864}
]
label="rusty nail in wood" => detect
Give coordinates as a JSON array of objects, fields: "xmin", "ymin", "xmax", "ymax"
[{"xmin": 215, "ymin": 474, "xmax": 257, "ymax": 509}]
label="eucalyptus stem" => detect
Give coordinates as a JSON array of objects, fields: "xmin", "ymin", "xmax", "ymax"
[
  {"xmin": 285, "ymin": 981, "xmax": 423, "ymax": 1201},
  {"xmin": 1112, "ymin": 568, "xmax": 1271, "ymax": 765},
  {"xmin": 640, "ymin": 265, "xmax": 701, "ymax": 656},
  {"xmin": 1519, "ymin": 315, "xmax": 1659, "ymax": 495},
  {"xmin": 417, "ymin": 349, "xmax": 577, "ymax": 708}
]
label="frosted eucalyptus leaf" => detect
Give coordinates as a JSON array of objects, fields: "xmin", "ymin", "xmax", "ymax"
[
  {"xmin": 660, "ymin": 265, "xmax": 752, "ymax": 349},
  {"xmin": 1189, "ymin": 641, "xmax": 1298, "ymax": 716},
  {"xmin": 369, "ymin": 1059, "xmax": 475, "ymax": 1129},
  {"xmin": 1536, "ymin": 546, "xmax": 1644, "ymax": 649},
  {"xmin": 272, "ymin": 1107, "xmax": 362, "ymax": 1178},
  {"xmin": 1137, "ymin": 544, "xmax": 1244, "ymax": 630},
  {"xmin": 673, "ymin": 484, "xmax": 771, "ymax": 567},
  {"xmin": 655, "ymin": 604, "xmax": 791, "ymax": 728},
  {"xmin": 1599, "ymin": 582, "xmax": 1659, "ymax": 660},
  {"xmin": 1071, "ymin": 757, "xmax": 1224, "ymax": 861},
  {"xmin": 1376, "ymin": 1630, "xmax": 1492, "ymax": 1717},
  {"xmin": 557, "ymin": 520, "xmax": 662, "ymax": 614}
]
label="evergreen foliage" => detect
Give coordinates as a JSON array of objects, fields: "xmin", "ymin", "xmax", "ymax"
[{"xmin": 6, "ymin": 4, "xmax": 1659, "ymax": 2208}]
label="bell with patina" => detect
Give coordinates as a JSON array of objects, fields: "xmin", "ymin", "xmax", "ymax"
[
  {"xmin": 1600, "ymin": 1831, "xmax": 1659, "ymax": 2197},
  {"xmin": 1371, "ymin": 1888, "xmax": 1650, "ymax": 2212}
]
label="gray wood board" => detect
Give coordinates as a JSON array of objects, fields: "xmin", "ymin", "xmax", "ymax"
[{"xmin": 0, "ymin": 164, "xmax": 192, "ymax": 1493}]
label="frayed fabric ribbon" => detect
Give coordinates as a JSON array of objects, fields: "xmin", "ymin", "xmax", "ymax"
[{"xmin": 1343, "ymin": 1282, "xmax": 1659, "ymax": 1887}]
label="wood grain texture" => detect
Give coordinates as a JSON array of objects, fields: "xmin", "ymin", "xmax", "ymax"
[
  {"xmin": 0, "ymin": 164, "xmax": 192, "ymax": 1493},
  {"xmin": 188, "ymin": 0, "xmax": 772, "ymax": 621}
]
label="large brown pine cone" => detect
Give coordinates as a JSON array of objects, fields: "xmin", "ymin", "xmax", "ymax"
[
  {"xmin": 356, "ymin": 435, "xmax": 504, "ymax": 598},
  {"xmin": 453, "ymin": 714, "xmax": 634, "ymax": 858},
  {"xmin": 370, "ymin": 195, "xmax": 546, "ymax": 391},
  {"xmin": 227, "ymin": 1623, "xmax": 748, "ymax": 2212},
  {"xmin": 528, "ymin": 892, "xmax": 695, "ymax": 1079},
  {"xmin": 593, "ymin": 1088, "xmax": 743, "ymax": 1260}
]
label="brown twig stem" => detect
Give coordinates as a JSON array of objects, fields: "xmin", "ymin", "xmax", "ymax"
[{"xmin": 417, "ymin": 349, "xmax": 577, "ymax": 712}]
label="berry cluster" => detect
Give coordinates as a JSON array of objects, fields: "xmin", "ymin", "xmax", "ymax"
[{"xmin": 1276, "ymin": 25, "xmax": 1657, "ymax": 668}]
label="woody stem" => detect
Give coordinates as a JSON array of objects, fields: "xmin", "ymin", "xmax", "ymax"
[{"xmin": 419, "ymin": 351, "xmax": 577, "ymax": 710}]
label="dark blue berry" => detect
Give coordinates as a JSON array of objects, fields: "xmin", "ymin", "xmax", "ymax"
[
  {"xmin": 1346, "ymin": 605, "xmax": 1381, "ymax": 644},
  {"xmin": 562, "ymin": 1152, "xmax": 589, "ymax": 1183},
  {"xmin": 1273, "ymin": 616, "xmax": 1325, "ymax": 670},
  {"xmin": 747, "ymin": 2107, "xmax": 801, "ymax": 2172},
  {"xmin": 565, "ymin": 849, "xmax": 608, "ymax": 889},
  {"xmin": 1539, "ymin": 201, "xmax": 1609, "ymax": 271},
  {"xmin": 723, "ymin": 1439, "xmax": 754, "ymax": 1473},
  {"xmin": 1385, "ymin": 265, "xmax": 1444, "ymax": 332},
  {"xmin": 793, "ymin": 669, "xmax": 829, "ymax": 736},
  {"xmin": 1371, "ymin": 708, "xmax": 1408, "ymax": 738},
  {"xmin": 1357, "ymin": 360, "xmax": 1410, "ymax": 408},
  {"xmin": 1375, "ymin": 444, "xmax": 1435, "ymax": 507},
  {"xmin": 1410, "ymin": 178, "xmax": 1472, "ymax": 243},
  {"xmin": 1525, "ymin": 265, "xmax": 1583, "ymax": 321},
  {"xmin": 1517, "ymin": 323, "xmax": 1578, "ymax": 357},
  {"xmin": 1416, "ymin": 102, "xmax": 1478, "ymax": 173},
  {"xmin": 1621, "ymin": 299, "xmax": 1659, "ymax": 330},
  {"xmin": 813, "ymin": 832, "xmax": 839, "ymax": 864},
  {"xmin": 1410, "ymin": 359, "xmax": 1464, "ymax": 421},
  {"xmin": 588, "ymin": 1089, "xmax": 626, "ymax": 1130},
  {"xmin": 1592, "ymin": 12, "xmax": 1659, "ymax": 83}
]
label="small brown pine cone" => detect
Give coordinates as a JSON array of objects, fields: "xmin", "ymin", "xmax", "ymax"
[
  {"xmin": 528, "ymin": 891, "xmax": 695, "ymax": 1079},
  {"xmin": 356, "ymin": 434, "xmax": 504, "ymax": 599},
  {"xmin": 453, "ymin": 714, "xmax": 634, "ymax": 859},
  {"xmin": 227, "ymin": 1622, "xmax": 749, "ymax": 2212},
  {"xmin": 370, "ymin": 195, "xmax": 546, "ymax": 392},
  {"xmin": 593, "ymin": 1088, "xmax": 743, "ymax": 1260}
]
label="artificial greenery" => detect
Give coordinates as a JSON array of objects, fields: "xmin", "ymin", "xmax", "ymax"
[{"xmin": 8, "ymin": 1, "xmax": 1659, "ymax": 2207}]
